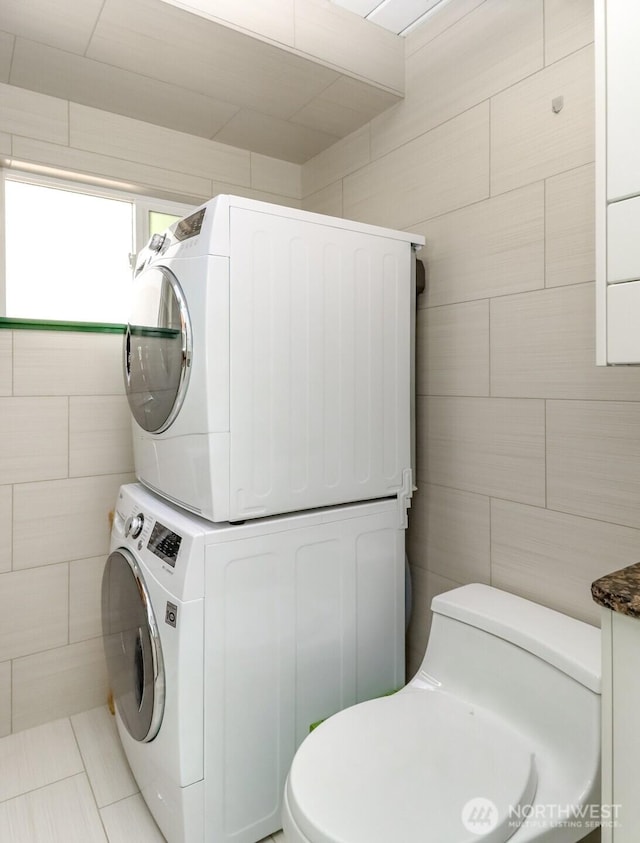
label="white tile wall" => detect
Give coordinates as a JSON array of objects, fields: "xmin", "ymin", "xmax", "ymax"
[
  {"xmin": 0, "ymin": 82, "xmax": 68, "ymax": 144},
  {"xmin": 372, "ymin": 0, "xmax": 544, "ymax": 160},
  {"xmin": 301, "ymin": 0, "xmax": 614, "ymax": 669},
  {"xmin": 416, "ymin": 300, "xmax": 489, "ymax": 396},
  {"xmin": 70, "ymin": 104, "xmax": 251, "ymax": 186},
  {"xmin": 0, "ymin": 131, "xmax": 10, "ymax": 155},
  {"xmin": 422, "ymin": 396, "xmax": 546, "ymax": 505},
  {"xmin": 1, "ymin": 0, "xmax": 620, "ymax": 761},
  {"xmin": 13, "ymin": 331, "xmax": 124, "ymax": 397},
  {"xmin": 302, "ymin": 182, "xmax": 343, "ymax": 218},
  {"xmin": 0, "ymin": 662, "xmax": 11, "ymax": 738},
  {"xmin": 491, "ymin": 499, "xmax": 640, "ymax": 625},
  {"xmin": 0, "ymin": 398, "xmax": 68, "ymax": 484},
  {"xmin": 407, "ymin": 483, "xmax": 490, "ymax": 585},
  {"xmin": 12, "ymin": 136, "xmax": 214, "ymax": 203},
  {"xmin": 0, "ymin": 486, "xmax": 12, "ymax": 574},
  {"xmin": 0, "ymin": 332, "xmax": 12, "ymax": 394},
  {"xmin": 490, "ymin": 283, "xmax": 640, "ymax": 400},
  {"xmin": 12, "ymin": 638, "xmax": 110, "ymax": 732},
  {"xmin": 0, "ymin": 54, "xmax": 304, "ymax": 740},
  {"xmin": 69, "ymin": 396, "xmax": 134, "ymax": 477},
  {"xmin": 0, "ymin": 78, "xmax": 302, "ymax": 737},
  {"xmin": 547, "ymin": 400, "xmax": 640, "ymax": 530},
  {"xmin": 413, "ymin": 182, "xmax": 544, "ymax": 308},
  {"xmin": 545, "ymin": 164, "xmax": 595, "ymax": 288},
  {"xmin": 13, "ymin": 474, "xmax": 130, "ymax": 570},
  {"xmin": 301, "ymin": 124, "xmax": 370, "ymax": 199},
  {"xmin": 344, "ymin": 103, "xmax": 490, "ymax": 229},
  {"xmin": 69, "ymin": 556, "xmax": 108, "ymax": 644},
  {"xmin": 544, "ymin": 0, "xmax": 594, "ymax": 66},
  {"xmin": 490, "ymin": 45, "xmax": 594, "ymax": 195},
  {"xmin": 0, "ymin": 564, "xmax": 68, "ymax": 661}
]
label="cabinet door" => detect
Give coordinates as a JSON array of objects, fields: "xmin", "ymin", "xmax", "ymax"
[
  {"xmin": 607, "ymin": 0, "xmax": 640, "ymax": 201},
  {"xmin": 611, "ymin": 611, "xmax": 640, "ymax": 840},
  {"xmin": 607, "ymin": 281, "xmax": 640, "ymax": 363},
  {"xmin": 608, "ymin": 197, "xmax": 640, "ymax": 283}
]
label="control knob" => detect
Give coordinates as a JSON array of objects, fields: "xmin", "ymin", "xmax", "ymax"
[{"xmin": 125, "ymin": 513, "xmax": 145, "ymax": 539}]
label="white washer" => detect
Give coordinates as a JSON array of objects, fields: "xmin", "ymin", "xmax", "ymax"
[
  {"xmin": 102, "ymin": 483, "xmax": 405, "ymax": 843},
  {"xmin": 125, "ymin": 194, "xmax": 423, "ymax": 523}
]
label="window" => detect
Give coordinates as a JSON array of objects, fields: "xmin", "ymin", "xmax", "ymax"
[{"xmin": 1, "ymin": 172, "xmax": 194, "ymax": 326}]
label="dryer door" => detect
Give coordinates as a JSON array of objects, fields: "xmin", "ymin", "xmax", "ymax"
[
  {"xmin": 125, "ymin": 265, "xmax": 192, "ymax": 433},
  {"xmin": 102, "ymin": 548, "xmax": 165, "ymax": 742}
]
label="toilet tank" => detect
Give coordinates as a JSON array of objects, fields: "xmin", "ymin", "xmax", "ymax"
[{"xmin": 416, "ymin": 584, "xmax": 601, "ymax": 802}]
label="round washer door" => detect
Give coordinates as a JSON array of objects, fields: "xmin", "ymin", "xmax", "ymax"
[
  {"xmin": 102, "ymin": 548, "xmax": 165, "ymax": 742},
  {"xmin": 124, "ymin": 265, "xmax": 192, "ymax": 433}
]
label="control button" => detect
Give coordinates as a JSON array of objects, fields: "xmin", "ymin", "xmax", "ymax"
[
  {"xmin": 149, "ymin": 233, "xmax": 166, "ymax": 252},
  {"xmin": 165, "ymin": 602, "xmax": 178, "ymax": 628}
]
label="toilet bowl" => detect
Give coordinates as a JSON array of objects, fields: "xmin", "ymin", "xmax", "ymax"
[{"xmin": 283, "ymin": 584, "xmax": 601, "ymax": 843}]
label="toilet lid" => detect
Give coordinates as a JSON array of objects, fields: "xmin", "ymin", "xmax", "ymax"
[{"xmin": 286, "ymin": 689, "xmax": 538, "ymax": 843}]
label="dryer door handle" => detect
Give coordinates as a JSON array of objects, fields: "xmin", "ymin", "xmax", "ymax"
[
  {"xmin": 124, "ymin": 324, "xmax": 132, "ymax": 386},
  {"xmin": 134, "ymin": 626, "xmax": 145, "ymax": 712}
]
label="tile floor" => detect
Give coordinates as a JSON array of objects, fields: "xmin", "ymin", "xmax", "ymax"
[{"xmin": 0, "ymin": 705, "xmax": 286, "ymax": 843}]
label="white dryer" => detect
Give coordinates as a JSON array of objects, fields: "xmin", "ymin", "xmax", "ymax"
[
  {"xmin": 125, "ymin": 195, "xmax": 424, "ymax": 523},
  {"xmin": 102, "ymin": 483, "xmax": 405, "ymax": 843}
]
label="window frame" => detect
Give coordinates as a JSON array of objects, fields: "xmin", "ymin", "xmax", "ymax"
[{"xmin": 0, "ymin": 168, "xmax": 196, "ymax": 333}]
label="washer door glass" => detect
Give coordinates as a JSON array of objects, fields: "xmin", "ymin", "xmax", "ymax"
[
  {"xmin": 124, "ymin": 265, "xmax": 191, "ymax": 433},
  {"xmin": 102, "ymin": 549, "xmax": 165, "ymax": 742}
]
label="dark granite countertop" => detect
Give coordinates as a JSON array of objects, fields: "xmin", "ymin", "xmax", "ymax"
[{"xmin": 592, "ymin": 562, "xmax": 640, "ymax": 619}]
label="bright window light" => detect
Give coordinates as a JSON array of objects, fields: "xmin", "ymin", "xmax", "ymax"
[{"xmin": 5, "ymin": 180, "xmax": 134, "ymax": 323}]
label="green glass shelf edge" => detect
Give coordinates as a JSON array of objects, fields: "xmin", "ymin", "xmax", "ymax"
[{"xmin": 0, "ymin": 317, "xmax": 126, "ymax": 334}]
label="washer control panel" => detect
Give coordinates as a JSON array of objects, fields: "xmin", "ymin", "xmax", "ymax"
[
  {"xmin": 112, "ymin": 485, "xmax": 205, "ymax": 600},
  {"xmin": 147, "ymin": 521, "xmax": 182, "ymax": 568}
]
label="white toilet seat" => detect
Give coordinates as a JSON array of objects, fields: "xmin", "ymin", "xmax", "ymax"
[{"xmin": 285, "ymin": 689, "xmax": 538, "ymax": 843}]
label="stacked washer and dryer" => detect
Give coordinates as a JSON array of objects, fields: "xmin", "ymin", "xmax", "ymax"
[{"xmin": 101, "ymin": 195, "xmax": 424, "ymax": 843}]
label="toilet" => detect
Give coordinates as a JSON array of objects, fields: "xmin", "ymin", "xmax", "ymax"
[{"xmin": 283, "ymin": 584, "xmax": 601, "ymax": 843}]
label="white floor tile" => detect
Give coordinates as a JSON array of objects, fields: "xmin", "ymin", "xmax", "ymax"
[
  {"xmin": 100, "ymin": 794, "xmax": 165, "ymax": 843},
  {"xmin": 0, "ymin": 707, "xmax": 291, "ymax": 842},
  {"xmin": 71, "ymin": 706, "xmax": 138, "ymax": 808},
  {"xmin": 0, "ymin": 773, "xmax": 107, "ymax": 842},
  {"xmin": 0, "ymin": 718, "xmax": 84, "ymax": 803}
]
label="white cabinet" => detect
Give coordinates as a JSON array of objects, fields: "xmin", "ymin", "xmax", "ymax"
[
  {"xmin": 596, "ymin": 0, "xmax": 640, "ymax": 364},
  {"xmin": 600, "ymin": 607, "xmax": 640, "ymax": 842}
]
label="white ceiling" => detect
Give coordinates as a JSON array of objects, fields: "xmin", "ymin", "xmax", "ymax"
[
  {"xmin": 332, "ymin": 0, "xmax": 449, "ymax": 35},
  {"xmin": 0, "ymin": 0, "xmax": 404, "ymax": 164}
]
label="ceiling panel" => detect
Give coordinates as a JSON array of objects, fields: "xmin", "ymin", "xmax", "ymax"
[
  {"xmin": 88, "ymin": 0, "xmax": 339, "ymax": 119},
  {"xmin": 11, "ymin": 38, "xmax": 240, "ymax": 139},
  {"xmin": 332, "ymin": 0, "xmax": 449, "ymax": 34},
  {"xmin": 0, "ymin": 32, "xmax": 13, "ymax": 83},
  {"xmin": 213, "ymin": 109, "xmax": 340, "ymax": 164},
  {"xmin": 0, "ymin": 0, "xmax": 104, "ymax": 53},
  {"xmin": 367, "ymin": 0, "xmax": 445, "ymax": 33},
  {"xmin": 332, "ymin": 0, "xmax": 381, "ymax": 15},
  {"xmin": 291, "ymin": 75, "xmax": 400, "ymax": 137},
  {"xmin": 0, "ymin": 0, "xmax": 404, "ymax": 163}
]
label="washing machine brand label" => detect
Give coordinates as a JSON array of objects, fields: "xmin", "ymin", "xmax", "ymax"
[{"xmin": 165, "ymin": 602, "xmax": 178, "ymax": 628}]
